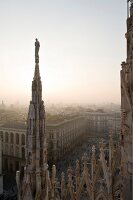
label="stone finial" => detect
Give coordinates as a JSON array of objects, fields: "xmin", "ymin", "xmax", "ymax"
[
  {"xmin": 99, "ymin": 139, "xmax": 104, "ymax": 152},
  {"xmin": 16, "ymin": 171, "xmax": 20, "ymax": 191},
  {"xmin": 76, "ymin": 160, "xmax": 80, "ymax": 176},
  {"xmin": 75, "ymin": 160, "xmax": 80, "ymax": 191},
  {"xmin": 23, "ymin": 166, "xmax": 26, "ymax": 181},
  {"xmin": 35, "ymin": 38, "xmax": 40, "ymax": 63},
  {"xmin": 99, "ymin": 179, "xmax": 105, "ymax": 191},
  {"xmin": 109, "ymin": 134, "xmax": 113, "ymax": 145},
  {"xmin": 16, "ymin": 171, "xmax": 20, "ymax": 184},
  {"xmin": 82, "ymin": 153, "xmax": 88, "ymax": 163},
  {"xmin": 61, "ymin": 172, "xmax": 65, "ymax": 199},
  {"xmin": 121, "ymin": 110, "xmax": 128, "ymax": 122},
  {"xmin": 67, "ymin": 166, "xmax": 73, "ymax": 184},
  {"xmin": 61, "ymin": 172, "xmax": 65, "ymax": 182},
  {"xmin": 91, "ymin": 145, "xmax": 96, "ymax": 175},
  {"xmin": 82, "ymin": 153, "xmax": 89, "ymax": 171},
  {"xmin": 67, "ymin": 166, "xmax": 73, "ymax": 177},
  {"xmin": 52, "ymin": 165, "xmax": 56, "ymax": 184},
  {"xmin": 16, "ymin": 171, "xmax": 21, "ymax": 200},
  {"xmin": 121, "ymin": 61, "xmax": 126, "ymax": 69},
  {"xmin": 92, "ymin": 145, "xmax": 96, "ymax": 158}
]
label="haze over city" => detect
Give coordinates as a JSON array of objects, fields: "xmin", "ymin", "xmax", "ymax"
[{"xmin": 0, "ymin": 0, "xmax": 126, "ymax": 105}]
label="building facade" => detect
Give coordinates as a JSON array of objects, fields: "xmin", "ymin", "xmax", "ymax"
[
  {"xmin": 47, "ymin": 116, "xmax": 87, "ymax": 164},
  {"xmin": 0, "ymin": 125, "xmax": 26, "ymax": 172},
  {"xmin": 0, "ymin": 111, "xmax": 120, "ymax": 173},
  {"xmin": 86, "ymin": 112, "xmax": 120, "ymax": 138},
  {"xmin": 1, "ymin": 110, "xmax": 121, "ymax": 173},
  {"xmin": 86, "ymin": 112, "xmax": 109, "ymax": 138},
  {"xmin": 0, "ymin": 115, "xmax": 87, "ymax": 172}
]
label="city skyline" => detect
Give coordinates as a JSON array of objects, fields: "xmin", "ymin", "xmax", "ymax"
[{"xmin": 0, "ymin": 0, "xmax": 126, "ymax": 105}]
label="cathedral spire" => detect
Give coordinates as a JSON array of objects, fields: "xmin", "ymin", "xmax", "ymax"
[
  {"xmin": 16, "ymin": 39, "xmax": 48, "ymax": 200},
  {"xmin": 32, "ymin": 39, "xmax": 42, "ymax": 103},
  {"xmin": 34, "ymin": 63, "xmax": 40, "ymax": 80},
  {"xmin": 34, "ymin": 39, "xmax": 40, "ymax": 80},
  {"xmin": 35, "ymin": 38, "xmax": 40, "ymax": 64}
]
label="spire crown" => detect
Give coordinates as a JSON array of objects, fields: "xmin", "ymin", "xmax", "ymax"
[
  {"xmin": 34, "ymin": 39, "xmax": 41, "ymax": 80},
  {"xmin": 34, "ymin": 63, "xmax": 40, "ymax": 80},
  {"xmin": 35, "ymin": 38, "xmax": 40, "ymax": 64},
  {"xmin": 127, "ymin": 0, "xmax": 133, "ymax": 17}
]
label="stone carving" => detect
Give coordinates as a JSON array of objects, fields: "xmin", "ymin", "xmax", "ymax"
[
  {"xmin": 28, "ymin": 152, "xmax": 32, "ymax": 164},
  {"xmin": 35, "ymin": 38, "xmax": 40, "ymax": 63},
  {"xmin": 122, "ymin": 124, "xmax": 130, "ymax": 135}
]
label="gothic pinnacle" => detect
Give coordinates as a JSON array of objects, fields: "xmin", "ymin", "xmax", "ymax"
[
  {"xmin": 34, "ymin": 39, "xmax": 40, "ymax": 79},
  {"xmin": 35, "ymin": 38, "xmax": 40, "ymax": 64}
]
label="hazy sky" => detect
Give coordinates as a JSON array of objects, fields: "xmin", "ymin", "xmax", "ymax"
[{"xmin": 0, "ymin": 0, "xmax": 127, "ymax": 105}]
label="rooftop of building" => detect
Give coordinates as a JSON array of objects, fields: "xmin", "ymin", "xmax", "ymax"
[
  {"xmin": 0, "ymin": 114, "xmax": 85, "ymax": 130},
  {"xmin": 1, "ymin": 121, "xmax": 27, "ymax": 130}
]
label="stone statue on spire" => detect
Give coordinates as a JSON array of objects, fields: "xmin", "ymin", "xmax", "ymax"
[
  {"xmin": 35, "ymin": 38, "xmax": 40, "ymax": 63},
  {"xmin": 128, "ymin": 0, "xmax": 133, "ymax": 4}
]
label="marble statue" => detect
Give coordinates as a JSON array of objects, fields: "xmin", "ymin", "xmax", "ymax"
[{"xmin": 35, "ymin": 38, "xmax": 40, "ymax": 63}]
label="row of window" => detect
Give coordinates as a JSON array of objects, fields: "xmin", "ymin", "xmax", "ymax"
[
  {"xmin": 0, "ymin": 131, "xmax": 25, "ymax": 145},
  {"xmin": 4, "ymin": 145, "xmax": 25, "ymax": 158},
  {"xmin": 87, "ymin": 116, "xmax": 109, "ymax": 120},
  {"xmin": 49, "ymin": 127, "xmax": 84, "ymax": 139}
]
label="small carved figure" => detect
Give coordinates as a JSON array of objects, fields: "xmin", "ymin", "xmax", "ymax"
[{"xmin": 35, "ymin": 38, "xmax": 40, "ymax": 63}]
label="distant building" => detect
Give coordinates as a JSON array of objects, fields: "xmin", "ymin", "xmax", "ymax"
[
  {"xmin": 0, "ymin": 101, "xmax": 5, "ymax": 110},
  {"xmin": 0, "ymin": 111, "xmax": 121, "ymax": 172},
  {"xmin": 0, "ymin": 115, "xmax": 87, "ymax": 172},
  {"xmin": 86, "ymin": 111, "xmax": 120, "ymax": 138},
  {"xmin": 47, "ymin": 116, "xmax": 87, "ymax": 164},
  {"xmin": 0, "ymin": 123, "xmax": 26, "ymax": 172}
]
